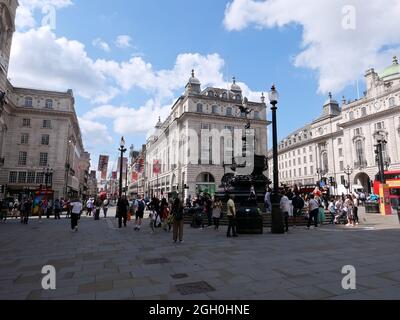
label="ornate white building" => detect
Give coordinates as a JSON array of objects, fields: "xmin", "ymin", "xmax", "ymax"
[
  {"xmin": 0, "ymin": 0, "xmax": 90, "ymax": 200},
  {"xmin": 268, "ymin": 57, "xmax": 400, "ymax": 194},
  {"xmin": 143, "ymin": 72, "xmax": 269, "ymax": 199}
]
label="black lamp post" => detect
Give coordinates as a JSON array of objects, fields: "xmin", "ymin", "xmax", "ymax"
[
  {"xmin": 375, "ymin": 136, "xmax": 387, "ymax": 184},
  {"xmin": 344, "ymin": 165, "xmax": 353, "ymax": 195},
  {"xmin": 0, "ymin": 90, "xmax": 6, "ymax": 109},
  {"xmin": 269, "ymin": 84, "xmax": 284, "ymax": 234},
  {"xmin": 118, "ymin": 137, "xmax": 127, "ymax": 199},
  {"xmin": 43, "ymin": 167, "xmax": 53, "ymax": 189}
]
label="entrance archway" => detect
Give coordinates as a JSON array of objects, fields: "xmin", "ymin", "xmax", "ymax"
[{"xmin": 354, "ymin": 172, "xmax": 371, "ymax": 193}]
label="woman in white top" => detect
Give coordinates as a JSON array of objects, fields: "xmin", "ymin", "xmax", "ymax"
[
  {"xmin": 280, "ymin": 190, "xmax": 291, "ymax": 233},
  {"xmin": 307, "ymin": 194, "xmax": 320, "ymax": 229}
]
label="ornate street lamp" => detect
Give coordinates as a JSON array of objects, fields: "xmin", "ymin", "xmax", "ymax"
[
  {"xmin": 268, "ymin": 84, "xmax": 284, "ymax": 234},
  {"xmin": 375, "ymin": 135, "xmax": 387, "ymax": 184},
  {"xmin": 118, "ymin": 137, "xmax": 127, "ymax": 199},
  {"xmin": 344, "ymin": 165, "xmax": 353, "ymax": 195},
  {"xmin": 43, "ymin": 167, "xmax": 54, "ymax": 189}
]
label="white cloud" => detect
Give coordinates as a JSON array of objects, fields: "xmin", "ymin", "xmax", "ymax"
[
  {"xmin": 16, "ymin": 0, "xmax": 73, "ymax": 30},
  {"xmin": 78, "ymin": 117, "xmax": 113, "ymax": 149},
  {"xmin": 116, "ymin": 35, "xmax": 133, "ymax": 49},
  {"xmin": 92, "ymin": 38, "xmax": 111, "ymax": 52},
  {"xmin": 9, "ymin": 27, "xmax": 119, "ymax": 104},
  {"xmin": 224, "ymin": 0, "xmax": 400, "ymax": 94}
]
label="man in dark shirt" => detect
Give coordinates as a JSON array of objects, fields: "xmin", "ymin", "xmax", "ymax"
[
  {"xmin": 22, "ymin": 198, "xmax": 33, "ymax": 225},
  {"xmin": 117, "ymin": 195, "xmax": 129, "ymax": 228}
]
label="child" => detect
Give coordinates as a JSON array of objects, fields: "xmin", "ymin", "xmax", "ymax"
[
  {"xmin": 149, "ymin": 211, "xmax": 155, "ymax": 233},
  {"xmin": 328, "ymin": 198, "xmax": 336, "ymax": 224}
]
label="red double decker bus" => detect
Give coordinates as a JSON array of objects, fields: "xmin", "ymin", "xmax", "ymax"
[{"xmin": 373, "ymin": 170, "xmax": 400, "ymax": 210}]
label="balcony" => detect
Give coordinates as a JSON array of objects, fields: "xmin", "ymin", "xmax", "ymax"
[{"xmin": 354, "ymin": 160, "xmax": 368, "ymax": 168}]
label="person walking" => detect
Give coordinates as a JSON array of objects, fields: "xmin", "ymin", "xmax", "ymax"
[
  {"xmin": 134, "ymin": 196, "xmax": 145, "ymax": 231},
  {"xmin": 94, "ymin": 197, "xmax": 102, "ymax": 220},
  {"xmin": 70, "ymin": 198, "xmax": 82, "ymax": 232},
  {"xmin": 205, "ymin": 195, "xmax": 213, "ymax": 227},
  {"xmin": 86, "ymin": 198, "xmax": 93, "ymax": 216},
  {"xmin": 226, "ymin": 195, "xmax": 238, "ymax": 238},
  {"xmin": 291, "ymin": 192, "xmax": 305, "ymax": 227},
  {"xmin": 280, "ymin": 190, "xmax": 291, "ymax": 233},
  {"xmin": 160, "ymin": 198, "xmax": 169, "ymax": 231},
  {"xmin": 117, "ymin": 195, "xmax": 129, "ymax": 228},
  {"xmin": 212, "ymin": 197, "xmax": 222, "ymax": 230},
  {"xmin": 264, "ymin": 188, "xmax": 272, "ymax": 213},
  {"xmin": 328, "ymin": 197, "xmax": 336, "ymax": 225},
  {"xmin": 307, "ymin": 194, "xmax": 320, "ymax": 230},
  {"xmin": 344, "ymin": 195, "xmax": 356, "ymax": 227},
  {"xmin": 172, "ymin": 197, "xmax": 184, "ymax": 243},
  {"xmin": 22, "ymin": 197, "xmax": 33, "ymax": 225},
  {"xmin": 102, "ymin": 197, "xmax": 110, "ymax": 218},
  {"xmin": 54, "ymin": 199, "xmax": 61, "ymax": 219}
]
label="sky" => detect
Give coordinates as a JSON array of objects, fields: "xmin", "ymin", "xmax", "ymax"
[{"xmin": 8, "ymin": 0, "xmax": 400, "ymax": 174}]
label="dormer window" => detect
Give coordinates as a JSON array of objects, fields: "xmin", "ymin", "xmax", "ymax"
[
  {"xmin": 208, "ymin": 91, "xmax": 214, "ymax": 97},
  {"xmin": 212, "ymin": 105, "xmax": 218, "ymax": 114},
  {"xmin": 25, "ymin": 97, "xmax": 33, "ymax": 107},
  {"xmin": 197, "ymin": 103, "xmax": 203, "ymax": 113},
  {"xmin": 222, "ymin": 92, "xmax": 227, "ymax": 100},
  {"xmin": 226, "ymin": 107, "xmax": 232, "ymax": 116},
  {"xmin": 45, "ymin": 99, "xmax": 53, "ymax": 109},
  {"xmin": 389, "ymin": 97, "xmax": 395, "ymax": 108}
]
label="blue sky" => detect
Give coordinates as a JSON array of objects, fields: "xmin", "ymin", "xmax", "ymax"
[{"xmin": 10, "ymin": 0, "xmax": 400, "ymax": 173}]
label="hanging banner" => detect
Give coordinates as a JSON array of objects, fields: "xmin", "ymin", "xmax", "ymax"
[
  {"xmin": 98, "ymin": 155, "xmax": 109, "ymax": 180},
  {"xmin": 117, "ymin": 157, "xmax": 128, "ymax": 178},
  {"xmin": 131, "ymin": 171, "xmax": 138, "ymax": 182},
  {"xmin": 153, "ymin": 159, "xmax": 161, "ymax": 175}
]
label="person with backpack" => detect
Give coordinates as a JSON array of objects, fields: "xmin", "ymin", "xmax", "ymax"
[
  {"xmin": 291, "ymin": 192, "xmax": 305, "ymax": 227},
  {"xmin": 172, "ymin": 197, "xmax": 184, "ymax": 243},
  {"xmin": 102, "ymin": 197, "xmax": 110, "ymax": 218},
  {"xmin": 134, "ymin": 196, "xmax": 145, "ymax": 231}
]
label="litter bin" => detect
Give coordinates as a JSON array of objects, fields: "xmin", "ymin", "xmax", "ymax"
[
  {"xmin": 365, "ymin": 201, "xmax": 380, "ymax": 214},
  {"xmin": 236, "ymin": 207, "xmax": 263, "ymax": 234}
]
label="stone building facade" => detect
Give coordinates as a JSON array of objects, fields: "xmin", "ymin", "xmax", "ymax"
[
  {"xmin": 0, "ymin": 0, "xmax": 89, "ymax": 200},
  {"xmin": 143, "ymin": 72, "xmax": 269, "ymax": 199},
  {"xmin": 268, "ymin": 57, "xmax": 400, "ymax": 194}
]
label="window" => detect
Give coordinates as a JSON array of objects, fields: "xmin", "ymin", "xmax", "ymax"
[
  {"xmin": 361, "ymin": 107, "xmax": 367, "ymax": 116},
  {"xmin": 222, "ymin": 92, "xmax": 227, "ymax": 100},
  {"xmin": 293, "ymin": 159, "xmax": 296, "ymax": 166},
  {"xmin": 21, "ymin": 133, "xmax": 29, "ymax": 145},
  {"xmin": 349, "ymin": 111, "xmax": 354, "ymax": 120},
  {"xmin": 36, "ymin": 172, "xmax": 44, "ymax": 184},
  {"xmin": 389, "ymin": 97, "xmax": 395, "ymax": 108},
  {"xmin": 45, "ymin": 99, "xmax": 53, "ymax": 109},
  {"xmin": 294, "ymin": 169, "xmax": 296, "ymax": 177},
  {"xmin": 310, "ymin": 154, "xmax": 313, "ymax": 162},
  {"xmin": 18, "ymin": 172, "xmax": 27, "ymax": 184},
  {"xmin": 310, "ymin": 166, "xmax": 314, "ymax": 175},
  {"xmin": 304, "ymin": 156, "xmax": 307, "ymax": 164},
  {"xmin": 355, "ymin": 140, "xmax": 365, "ymax": 165},
  {"xmin": 322, "ymin": 152, "xmax": 329, "ymax": 171},
  {"xmin": 298, "ymin": 168, "xmax": 302, "ymax": 176},
  {"xmin": 42, "ymin": 120, "xmax": 52, "ymax": 129},
  {"xmin": 41, "ymin": 134, "xmax": 50, "ymax": 145},
  {"xmin": 304, "ymin": 167, "xmax": 308, "ymax": 176},
  {"xmin": 341, "ymin": 176, "xmax": 345, "ymax": 185},
  {"xmin": 225, "ymin": 125, "xmax": 234, "ymax": 132},
  {"xmin": 254, "ymin": 111, "xmax": 260, "ymax": 119},
  {"xmin": 27, "ymin": 172, "xmax": 35, "ymax": 184},
  {"xmin": 201, "ymin": 124, "xmax": 210, "ymax": 130},
  {"xmin": 25, "ymin": 97, "xmax": 33, "ymax": 107},
  {"xmin": 375, "ymin": 122, "xmax": 385, "ymax": 130},
  {"xmin": 340, "ymin": 161, "xmax": 344, "ymax": 171},
  {"xmin": 226, "ymin": 107, "xmax": 232, "ymax": 116},
  {"xmin": 309, "ymin": 146, "xmax": 313, "ymax": 152},
  {"xmin": 197, "ymin": 104, "xmax": 203, "ymax": 113},
  {"xmin": 338, "ymin": 138, "xmax": 342, "ymax": 145},
  {"xmin": 9, "ymin": 171, "xmax": 18, "ymax": 183},
  {"xmin": 212, "ymin": 105, "xmax": 218, "ymax": 114},
  {"xmin": 303, "ymin": 148, "xmax": 306, "ymax": 154},
  {"xmin": 240, "ymin": 111, "xmax": 246, "ymax": 118},
  {"xmin": 354, "ymin": 127, "xmax": 362, "ymax": 136},
  {"xmin": 18, "ymin": 151, "xmax": 27, "ymax": 166},
  {"xmin": 22, "ymin": 118, "xmax": 31, "ymax": 127},
  {"xmin": 39, "ymin": 153, "xmax": 48, "ymax": 166},
  {"xmin": 339, "ymin": 148, "xmax": 343, "ymax": 157},
  {"xmin": 297, "ymin": 149, "xmax": 300, "ymax": 155},
  {"xmin": 289, "ymin": 160, "xmax": 291, "ymax": 167}
]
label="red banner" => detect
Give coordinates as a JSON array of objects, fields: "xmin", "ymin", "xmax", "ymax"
[
  {"xmin": 131, "ymin": 172, "xmax": 138, "ymax": 182},
  {"xmin": 117, "ymin": 157, "xmax": 128, "ymax": 177},
  {"xmin": 98, "ymin": 155, "xmax": 109, "ymax": 180},
  {"xmin": 153, "ymin": 159, "xmax": 161, "ymax": 175}
]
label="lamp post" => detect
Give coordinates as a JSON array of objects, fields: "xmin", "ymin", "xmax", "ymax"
[
  {"xmin": 344, "ymin": 165, "xmax": 353, "ymax": 195},
  {"xmin": 118, "ymin": 137, "xmax": 127, "ymax": 199},
  {"xmin": 375, "ymin": 136, "xmax": 387, "ymax": 184},
  {"xmin": 269, "ymin": 84, "xmax": 284, "ymax": 234}
]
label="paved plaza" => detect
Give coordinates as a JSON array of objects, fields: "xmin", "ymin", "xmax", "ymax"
[{"xmin": 1, "ymin": 208, "xmax": 400, "ymax": 300}]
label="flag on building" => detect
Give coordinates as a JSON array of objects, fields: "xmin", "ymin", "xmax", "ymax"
[
  {"xmin": 153, "ymin": 159, "xmax": 161, "ymax": 175},
  {"xmin": 117, "ymin": 157, "xmax": 128, "ymax": 178},
  {"xmin": 98, "ymin": 155, "xmax": 109, "ymax": 180},
  {"xmin": 131, "ymin": 171, "xmax": 138, "ymax": 182}
]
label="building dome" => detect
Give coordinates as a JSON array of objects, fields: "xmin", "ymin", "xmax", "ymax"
[
  {"xmin": 155, "ymin": 116, "xmax": 162, "ymax": 129},
  {"xmin": 188, "ymin": 69, "xmax": 201, "ymax": 85},
  {"xmin": 231, "ymin": 77, "xmax": 242, "ymax": 92},
  {"xmin": 379, "ymin": 56, "xmax": 400, "ymax": 81}
]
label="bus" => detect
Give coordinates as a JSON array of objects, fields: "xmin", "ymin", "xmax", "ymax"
[{"xmin": 374, "ymin": 170, "xmax": 400, "ymax": 212}]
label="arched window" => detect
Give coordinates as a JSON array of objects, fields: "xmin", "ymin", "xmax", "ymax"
[
  {"xmin": 197, "ymin": 103, "xmax": 203, "ymax": 113},
  {"xmin": 222, "ymin": 92, "xmax": 227, "ymax": 100},
  {"xmin": 226, "ymin": 107, "xmax": 232, "ymax": 116},
  {"xmin": 25, "ymin": 97, "xmax": 33, "ymax": 107},
  {"xmin": 45, "ymin": 99, "xmax": 53, "ymax": 109},
  {"xmin": 212, "ymin": 105, "xmax": 218, "ymax": 114},
  {"xmin": 361, "ymin": 107, "xmax": 367, "ymax": 116},
  {"xmin": 389, "ymin": 97, "xmax": 395, "ymax": 108},
  {"xmin": 322, "ymin": 152, "xmax": 329, "ymax": 171},
  {"xmin": 208, "ymin": 91, "xmax": 214, "ymax": 97}
]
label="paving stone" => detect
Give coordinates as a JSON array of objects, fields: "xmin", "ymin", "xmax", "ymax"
[{"xmin": 78, "ymin": 280, "xmax": 114, "ymax": 294}]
